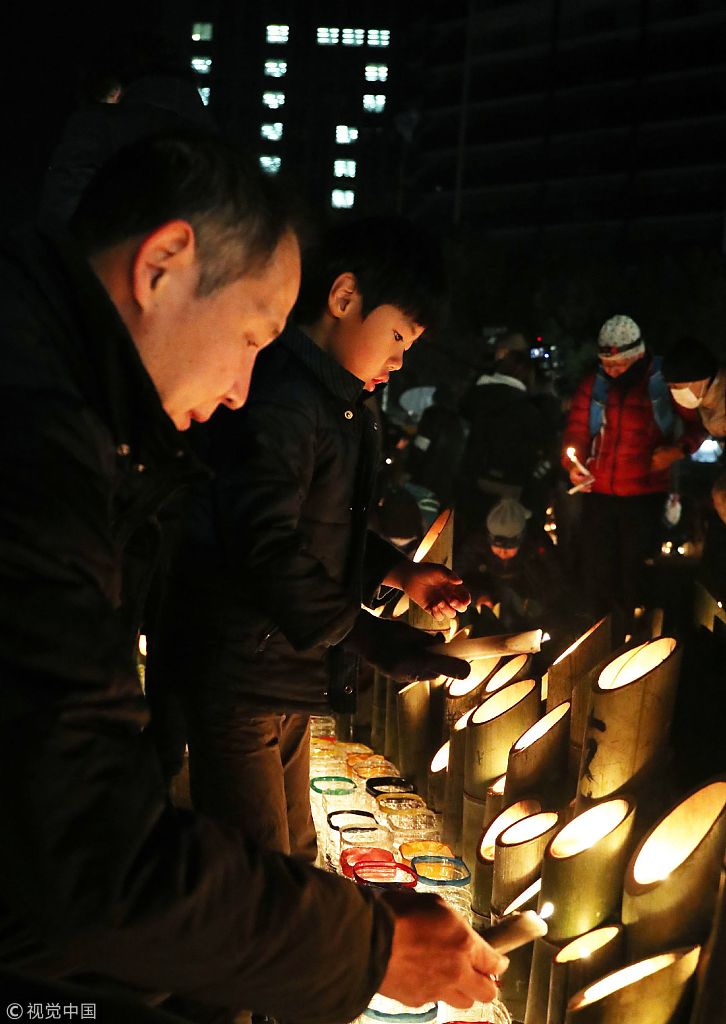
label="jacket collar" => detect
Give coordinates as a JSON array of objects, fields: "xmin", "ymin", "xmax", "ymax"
[
  {"xmin": 476, "ymin": 371, "xmax": 527, "ymax": 393},
  {"xmin": 281, "ymin": 324, "xmax": 365, "ymax": 404},
  {"xmin": 13, "ymin": 224, "xmax": 195, "ymax": 469}
]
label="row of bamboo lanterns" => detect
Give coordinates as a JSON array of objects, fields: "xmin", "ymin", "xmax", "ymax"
[{"xmin": 366, "ymin": 508, "xmax": 726, "ymax": 1023}]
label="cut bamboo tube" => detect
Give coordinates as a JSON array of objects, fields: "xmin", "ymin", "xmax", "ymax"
[
  {"xmin": 547, "ymin": 617, "xmax": 612, "ymax": 712},
  {"xmin": 397, "ymin": 680, "xmax": 431, "ymax": 793},
  {"xmin": 565, "ymin": 946, "xmax": 701, "ymax": 1023},
  {"xmin": 443, "ymin": 657, "xmax": 501, "ymax": 730},
  {"xmin": 546, "ymin": 926, "xmax": 624, "ymax": 1024},
  {"xmin": 540, "ymin": 797, "xmax": 636, "ymax": 944},
  {"xmin": 383, "ymin": 676, "xmax": 400, "ymax": 764},
  {"xmin": 485, "ymin": 652, "xmax": 532, "ymax": 693},
  {"xmin": 464, "ymin": 679, "xmax": 540, "ymax": 794},
  {"xmin": 492, "ymin": 811, "xmax": 560, "ymax": 917},
  {"xmin": 506, "ymin": 700, "xmax": 571, "ymax": 806},
  {"xmin": 430, "ymin": 629, "xmax": 544, "ymax": 659},
  {"xmin": 428, "ymin": 741, "xmax": 449, "ymax": 813},
  {"xmin": 689, "ymin": 850, "xmax": 726, "ymax": 1024},
  {"xmin": 371, "ymin": 669, "xmax": 387, "ymax": 753},
  {"xmin": 692, "ymin": 580, "xmax": 726, "ymax": 632},
  {"xmin": 472, "ymin": 799, "xmax": 540, "ymax": 915},
  {"xmin": 525, "ymin": 936, "xmax": 564, "ymax": 1024},
  {"xmin": 461, "ymin": 790, "xmax": 487, "ymax": 873},
  {"xmin": 484, "ymin": 773, "xmax": 507, "ymax": 827},
  {"xmin": 576, "ymin": 637, "xmax": 682, "ymax": 810},
  {"xmin": 408, "ymin": 508, "xmax": 454, "ymax": 630},
  {"xmin": 495, "ymin": 878, "xmax": 544, "ymax": 1019},
  {"xmin": 442, "ymin": 707, "xmax": 476, "ymax": 854},
  {"xmin": 622, "ymin": 778, "xmax": 726, "ymax": 959}
]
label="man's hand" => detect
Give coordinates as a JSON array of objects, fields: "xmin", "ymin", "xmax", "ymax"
[
  {"xmin": 344, "ymin": 612, "xmax": 470, "ymax": 682},
  {"xmin": 384, "ymin": 562, "xmax": 471, "ymax": 622},
  {"xmin": 568, "ymin": 466, "xmax": 593, "ymax": 491},
  {"xmin": 378, "ymin": 892, "xmax": 509, "ymax": 1008},
  {"xmin": 650, "ymin": 444, "xmax": 683, "ymax": 474}
]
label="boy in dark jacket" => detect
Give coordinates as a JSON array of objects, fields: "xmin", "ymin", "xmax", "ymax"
[{"xmin": 153, "ymin": 218, "xmax": 471, "ymax": 860}]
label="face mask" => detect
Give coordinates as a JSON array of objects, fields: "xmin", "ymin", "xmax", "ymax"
[{"xmin": 671, "ymin": 386, "xmax": 703, "ymax": 409}]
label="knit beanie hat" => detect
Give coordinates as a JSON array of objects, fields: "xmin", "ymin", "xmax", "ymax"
[
  {"xmin": 486, "ymin": 499, "xmax": 530, "ymax": 547},
  {"xmin": 597, "ymin": 315, "xmax": 645, "ymax": 363},
  {"xmin": 661, "ymin": 338, "xmax": 718, "ymax": 385}
]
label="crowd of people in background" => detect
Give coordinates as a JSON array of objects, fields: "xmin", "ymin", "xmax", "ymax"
[{"xmin": 378, "ymin": 315, "xmax": 726, "ymax": 647}]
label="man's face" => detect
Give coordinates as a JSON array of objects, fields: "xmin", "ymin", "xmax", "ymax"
[
  {"xmin": 330, "ymin": 297, "xmax": 425, "ymax": 391},
  {"xmin": 491, "ymin": 544, "xmax": 519, "ymax": 561},
  {"xmin": 135, "ymin": 230, "xmax": 301, "ymax": 430},
  {"xmin": 599, "ymin": 354, "xmax": 640, "ymax": 379}
]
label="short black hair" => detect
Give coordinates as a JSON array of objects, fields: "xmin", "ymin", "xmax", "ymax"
[
  {"xmin": 294, "ymin": 216, "xmax": 447, "ymax": 333},
  {"xmin": 70, "ymin": 132, "xmax": 298, "ymax": 296}
]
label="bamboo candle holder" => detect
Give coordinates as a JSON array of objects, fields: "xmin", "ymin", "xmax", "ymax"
[
  {"xmin": 443, "ymin": 657, "xmax": 501, "ymax": 730},
  {"xmin": 540, "ymin": 797, "xmax": 636, "ymax": 944},
  {"xmin": 689, "ymin": 849, "xmax": 726, "ymax": 1024},
  {"xmin": 546, "ymin": 616, "xmax": 612, "ymax": 711},
  {"xmin": 576, "ymin": 637, "xmax": 683, "ymax": 810},
  {"xmin": 396, "ymin": 679, "xmax": 431, "ymax": 792},
  {"xmin": 472, "ymin": 799, "xmax": 540, "ymax": 916},
  {"xmin": 442, "ymin": 706, "xmax": 476, "ymax": 854},
  {"xmin": 492, "ymin": 811, "xmax": 560, "ymax": 918},
  {"xmin": 496, "ymin": 877, "xmax": 543, "ymax": 1019},
  {"xmin": 408, "ymin": 508, "xmax": 454, "ymax": 630},
  {"xmin": 506, "ymin": 700, "xmax": 571, "ymax": 807},
  {"xmin": 464, "ymin": 679, "xmax": 540, "ymax": 794},
  {"xmin": 546, "ymin": 926, "xmax": 624, "ymax": 1024},
  {"xmin": 485, "ymin": 652, "xmax": 533, "ymax": 694},
  {"xmin": 484, "ymin": 773, "xmax": 508, "ymax": 827},
  {"xmin": 525, "ymin": 936, "xmax": 565, "ymax": 1024},
  {"xmin": 427, "ymin": 740, "xmax": 449, "ymax": 813},
  {"xmin": 461, "ymin": 789, "xmax": 488, "ymax": 873},
  {"xmin": 622, "ymin": 778, "xmax": 726, "ymax": 959},
  {"xmin": 564, "ymin": 946, "xmax": 701, "ymax": 1023}
]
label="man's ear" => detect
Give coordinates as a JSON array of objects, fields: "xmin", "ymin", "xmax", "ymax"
[
  {"xmin": 327, "ymin": 272, "xmax": 360, "ymax": 319},
  {"xmin": 131, "ymin": 220, "xmax": 197, "ymax": 311}
]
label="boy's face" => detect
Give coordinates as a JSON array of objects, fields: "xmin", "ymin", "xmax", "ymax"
[{"xmin": 330, "ymin": 292, "xmax": 424, "ymax": 391}]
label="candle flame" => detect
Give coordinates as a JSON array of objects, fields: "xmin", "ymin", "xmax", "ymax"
[
  {"xmin": 566, "ymin": 447, "xmax": 576, "ymax": 460},
  {"xmin": 138, "ymin": 634, "xmax": 147, "ymax": 657},
  {"xmin": 539, "ymin": 901, "xmax": 555, "ymax": 920}
]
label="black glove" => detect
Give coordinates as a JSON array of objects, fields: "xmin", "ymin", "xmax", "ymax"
[{"xmin": 343, "ymin": 612, "xmax": 471, "ymax": 682}]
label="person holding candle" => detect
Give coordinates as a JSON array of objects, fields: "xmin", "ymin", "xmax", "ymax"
[
  {"xmin": 562, "ymin": 314, "xmax": 702, "ymax": 630},
  {"xmin": 0, "ymin": 135, "xmax": 506, "ymax": 1023},
  {"xmin": 149, "ymin": 217, "xmax": 472, "ymax": 867}
]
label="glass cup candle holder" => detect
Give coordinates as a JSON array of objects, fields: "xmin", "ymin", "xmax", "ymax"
[
  {"xmin": 339, "ymin": 823, "xmax": 393, "ymax": 868},
  {"xmin": 353, "ymin": 860, "xmax": 418, "ymax": 892},
  {"xmin": 364, "ymin": 994, "xmax": 437, "ymax": 1024},
  {"xmin": 352, "ymin": 757, "xmax": 400, "ymax": 786},
  {"xmin": 310, "ymin": 777, "xmax": 357, "ymax": 854},
  {"xmin": 340, "ymin": 846, "xmax": 395, "ymax": 879},
  {"xmin": 309, "ymin": 715, "xmax": 337, "ymax": 739},
  {"xmin": 326, "ymin": 809, "xmax": 377, "ymax": 871},
  {"xmin": 399, "ymin": 840, "xmax": 454, "ymax": 867},
  {"xmin": 411, "ymin": 855, "xmax": 473, "ymax": 924},
  {"xmin": 386, "ymin": 808, "xmax": 440, "ymax": 853},
  {"xmin": 376, "ymin": 793, "xmax": 426, "ymax": 819},
  {"xmin": 365, "ymin": 776, "xmax": 414, "ymax": 813}
]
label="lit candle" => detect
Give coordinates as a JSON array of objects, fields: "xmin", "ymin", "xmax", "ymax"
[{"xmin": 566, "ymin": 446, "xmax": 590, "ymax": 477}]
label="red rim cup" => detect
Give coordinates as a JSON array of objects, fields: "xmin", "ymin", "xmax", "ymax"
[{"xmin": 340, "ymin": 847, "xmax": 395, "ymax": 879}]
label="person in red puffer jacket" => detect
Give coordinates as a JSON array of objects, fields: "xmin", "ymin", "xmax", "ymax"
[{"xmin": 562, "ymin": 315, "xmax": 702, "ymax": 630}]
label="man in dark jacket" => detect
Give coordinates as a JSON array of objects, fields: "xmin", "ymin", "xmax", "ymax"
[
  {"xmin": 152, "ymin": 218, "xmax": 473, "ymax": 861},
  {"xmin": 0, "ymin": 136, "xmax": 506, "ymax": 1021}
]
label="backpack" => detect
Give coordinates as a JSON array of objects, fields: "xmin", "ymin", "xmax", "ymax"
[{"xmin": 588, "ymin": 356, "xmax": 682, "ymax": 440}]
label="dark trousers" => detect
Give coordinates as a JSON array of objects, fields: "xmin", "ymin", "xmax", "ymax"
[
  {"xmin": 580, "ymin": 492, "xmax": 664, "ymax": 625},
  {"xmin": 183, "ymin": 693, "xmax": 317, "ymax": 862}
]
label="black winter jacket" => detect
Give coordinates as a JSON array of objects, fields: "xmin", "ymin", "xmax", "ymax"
[
  {"xmin": 159, "ymin": 325, "xmax": 402, "ymax": 711},
  {"xmin": 0, "ymin": 227, "xmax": 393, "ymax": 1020}
]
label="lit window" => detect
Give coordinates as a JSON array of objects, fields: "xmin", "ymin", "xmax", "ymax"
[
  {"xmin": 266, "ymin": 24, "xmax": 289, "ymax": 44},
  {"xmin": 192, "ymin": 22, "xmax": 213, "ymax": 42},
  {"xmin": 191, "ymin": 57, "xmax": 212, "ymax": 75},
  {"xmin": 363, "ymin": 94, "xmax": 386, "ymax": 113},
  {"xmin": 365, "ymin": 63, "xmax": 388, "ymax": 82},
  {"xmin": 334, "ymin": 159, "xmax": 357, "ymax": 178},
  {"xmin": 264, "ymin": 60, "xmax": 287, "ymax": 78},
  {"xmin": 261, "ymin": 122, "xmax": 284, "ymax": 141},
  {"xmin": 317, "ymin": 27, "xmax": 339, "ymax": 45},
  {"xmin": 260, "ymin": 156, "xmax": 282, "ymax": 175},
  {"xmin": 336, "ymin": 125, "xmax": 359, "ymax": 144},
  {"xmin": 332, "ymin": 189, "xmax": 355, "ymax": 209},
  {"xmin": 368, "ymin": 29, "xmax": 391, "ymax": 47},
  {"xmin": 262, "ymin": 91, "xmax": 285, "ymax": 110},
  {"xmin": 198, "ymin": 87, "xmax": 211, "ymax": 106},
  {"xmin": 342, "ymin": 28, "xmax": 365, "ymax": 46}
]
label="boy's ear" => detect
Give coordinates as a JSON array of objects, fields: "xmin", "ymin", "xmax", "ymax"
[{"xmin": 328, "ymin": 272, "xmax": 359, "ymax": 318}]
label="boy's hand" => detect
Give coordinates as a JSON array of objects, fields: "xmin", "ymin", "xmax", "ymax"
[
  {"xmin": 378, "ymin": 891, "xmax": 509, "ymax": 1008},
  {"xmin": 385, "ymin": 562, "xmax": 471, "ymax": 621},
  {"xmin": 344, "ymin": 613, "xmax": 470, "ymax": 681}
]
